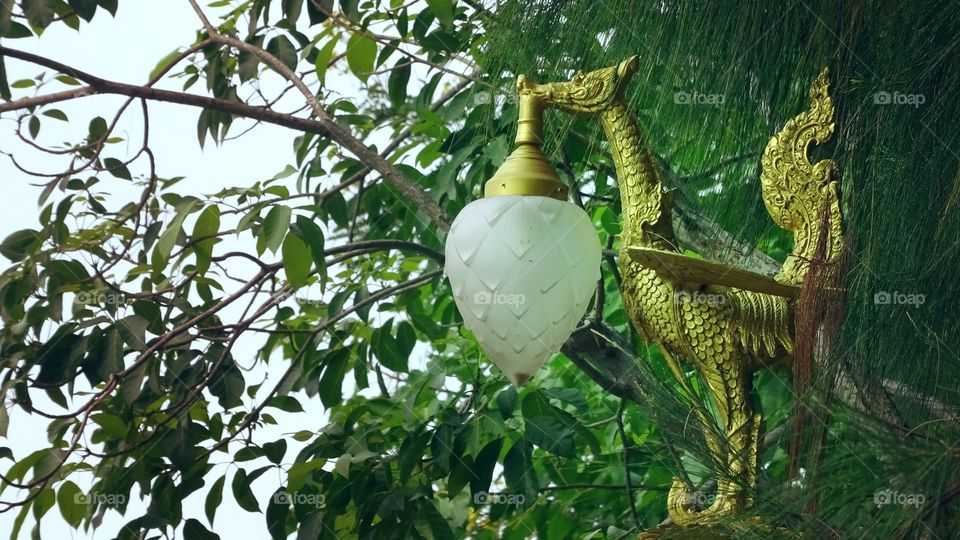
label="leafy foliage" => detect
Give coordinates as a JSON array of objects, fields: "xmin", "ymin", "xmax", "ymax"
[{"xmin": 0, "ymin": 0, "xmax": 958, "ymax": 539}]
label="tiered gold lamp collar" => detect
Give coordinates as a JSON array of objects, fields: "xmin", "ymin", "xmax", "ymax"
[{"xmin": 483, "ymin": 92, "xmax": 568, "ymax": 200}]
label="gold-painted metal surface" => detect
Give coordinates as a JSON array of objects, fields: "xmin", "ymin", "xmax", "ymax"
[
  {"xmin": 761, "ymin": 67, "xmax": 844, "ymax": 285},
  {"xmin": 515, "ymin": 60, "xmax": 844, "ymax": 530},
  {"xmin": 626, "ymin": 246, "xmax": 800, "ymax": 298},
  {"xmin": 484, "ymin": 79, "xmax": 568, "ymax": 200}
]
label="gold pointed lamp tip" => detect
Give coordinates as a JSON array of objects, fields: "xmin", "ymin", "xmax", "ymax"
[{"xmin": 483, "ymin": 77, "xmax": 568, "ymax": 200}]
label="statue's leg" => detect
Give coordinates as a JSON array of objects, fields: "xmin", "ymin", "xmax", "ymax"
[{"xmin": 667, "ymin": 345, "xmax": 755, "ymax": 523}]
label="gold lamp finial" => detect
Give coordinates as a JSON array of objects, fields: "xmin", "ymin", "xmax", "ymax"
[{"xmin": 483, "ymin": 76, "xmax": 568, "ymax": 200}]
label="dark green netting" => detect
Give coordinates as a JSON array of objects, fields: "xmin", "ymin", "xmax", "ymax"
[{"xmin": 469, "ymin": 0, "xmax": 960, "ymax": 536}]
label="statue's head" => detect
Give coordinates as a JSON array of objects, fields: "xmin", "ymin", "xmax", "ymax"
[{"xmin": 518, "ymin": 55, "xmax": 639, "ymax": 114}]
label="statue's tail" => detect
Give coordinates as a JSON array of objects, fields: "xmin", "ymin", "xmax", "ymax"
[{"xmin": 760, "ymin": 67, "xmax": 844, "ymax": 287}]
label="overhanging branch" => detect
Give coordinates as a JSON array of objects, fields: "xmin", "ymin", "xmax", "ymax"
[{"xmin": 0, "ymin": 44, "xmax": 451, "ymax": 230}]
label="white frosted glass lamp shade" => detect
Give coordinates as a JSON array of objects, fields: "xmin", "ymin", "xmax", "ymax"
[{"xmin": 444, "ymin": 195, "xmax": 601, "ymax": 386}]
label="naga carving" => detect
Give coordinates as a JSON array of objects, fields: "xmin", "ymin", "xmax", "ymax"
[{"xmin": 518, "ymin": 59, "xmax": 843, "ymax": 529}]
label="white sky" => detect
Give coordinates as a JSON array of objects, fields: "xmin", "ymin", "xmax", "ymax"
[{"xmin": 0, "ymin": 3, "xmax": 391, "ymax": 538}]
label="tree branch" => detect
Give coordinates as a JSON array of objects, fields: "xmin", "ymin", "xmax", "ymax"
[{"xmin": 0, "ymin": 43, "xmax": 451, "ymax": 230}]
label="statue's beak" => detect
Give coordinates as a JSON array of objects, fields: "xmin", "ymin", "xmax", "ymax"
[
  {"xmin": 517, "ymin": 74, "xmax": 552, "ymax": 101},
  {"xmin": 616, "ymin": 55, "xmax": 640, "ymax": 90}
]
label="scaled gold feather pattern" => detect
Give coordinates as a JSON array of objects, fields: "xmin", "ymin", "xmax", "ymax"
[{"xmin": 518, "ymin": 60, "xmax": 843, "ymax": 530}]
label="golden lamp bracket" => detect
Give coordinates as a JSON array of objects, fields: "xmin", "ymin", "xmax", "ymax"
[
  {"xmin": 483, "ymin": 83, "xmax": 569, "ymax": 200},
  {"xmin": 495, "ymin": 58, "xmax": 844, "ymax": 536}
]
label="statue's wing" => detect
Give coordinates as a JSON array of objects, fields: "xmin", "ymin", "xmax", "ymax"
[
  {"xmin": 760, "ymin": 67, "xmax": 844, "ymax": 286},
  {"xmin": 626, "ymin": 247, "xmax": 798, "ymax": 297}
]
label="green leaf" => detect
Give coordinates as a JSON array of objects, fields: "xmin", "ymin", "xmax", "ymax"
[
  {"xmin": 183, "ymin": 518, "xmax": 221, "ymax": 540},
  {"xmin": 544, "ymin": 387, "xmax": 588, "ymax": 413},
  {"xmin": 153, "ymin": 202, "xmax": 194, "ymax": 268},
  {"xmin": 415, "ymin": 500, "xmax": 454, "ymax": 540},
  {"xmin": 42, "ymin": 109, "xmax": 68, "ymax": 121},
  {"xmin": 117, "ymin": 314, "xmax": 148, "ymax": 350},
  {"xmin": 0, "ymin": 229, "xmax": 42, "ymax": 262},
  {"xmin": 267, "ymin": 395, "xmax": 303, "ymax": 413},
  {"xmin": 0, "ymin": 56, "xmax": 10, "ymax": 101},
  {"xmin": 103, "ymin": 157, "xmax": 131, "ymax": 180},
  {"xmin": 231, "ymin": 469, "xmax": 260, "ymax": 513},
  {"xmin": 209, "ymin": 361, "xmax": 244, "ymax": 409},
  {"xmin": 263, "ymin": 440, "xmax": 287, "ymax": 464},
  {"xmin": 426, "ymin": 0, "xmax": 455, "ymax": 28},
  {"xmin": 238, "ymin": 48, "xmax": 259, "ymax": 83},
  {"xmin": 192, "ymin": 205, "xmax": 220, "ymax": 275},
  {"xmin": 525, "ymin": 416, "xmax": 575, "ymax": 458},
  {"xmin": 398, "ymin": 431, "xmax": 430, "ymax": 482},
  {"xmin": 281, "ymin": 232, "xmax": 311, "ymax": 288},
  {"xmin": 88, "ymin": 116, "xmax": 107, "ymax": 140},
  {"xmin": 2, "ymin": 21, "xmax": 32, "ymax": 39},
  {"xmin": 496, "ymin": 387, "xmax": 518, "ymax": 418},
  {"xmin": 28, "ymin": 116, "xmax": 40, "ymax": 139},
  {"xmin": 266, "ymin": 35, "xmax": 298, "ymax": 72},
  {"xmin": 318, "ymin": 348, "xmax": 349, "ymax": 408},
  {"xmin": 56, "ymin": 481, "xmax": 84, "ymax": 528},
  {"xmin": 67, "ymin": 0, "xmax": 98, "ymax": 21},
  {"xmin": 204, "ymin": 475, "xmax": 225, "ymax": 525},
  {"xmin": 97, "ymin": 0, "xmax": 117, "ymax": 16},
  {"xmin": 92, "ymin": 413, "xmax": 128, "ymax": 439},
  {"xmin": 313, "ymin": 39, "xmax": 336, "ymax": 85},
  {"xmin": 10, "ymin": 502, "xmax": 29, "ymax": 540},
  {"xmin": 503, "ymin": 439, "xmax": 538, "ymax": 506},
  {"xmin": 261, "ymin": 206, "xmax": 291, "ymax": 255},
  {"xmin": 281, "ymin": 0, "xmax": 302, "ymax": 22},
  {"xmin": 306, "ymin": 0, "xmax": 332, "ymax": 25},
  {"xmin": 387, "ymin": 60, "xmax": 411, "ymax": 107},
  {"xmin": 431, "ymin": 424, "xmax": 454, "ymax": 475},
  {"xmin": 292, "ymin": 216, "xmax": 326, "ymax": 290},
  {"xmin": 266, "ymin": 488, "xmax": 290, "ymax": 540},
  {"xmin": 396, "ymin": 320, "xmax": 416, "ymax": 359},
  {"xmin": 345, "ymin": 33, "xmax": 377, "ymax": 82},
  {"xmin": 470, "ymin": 439, "xmax": 502, "ymax": 497},
  {"xmin": 235, "ymin": 446, "xmax": 265, "ymax": 462},
  {"xmin": 32, "ymin": 488, "xmax": 54, "ymax": 520},
  {"xmin": 0, "ymin": 0, "xmax": 12, "ymax": 35},
  {"xmin": 23, "ymin": 0, "xmax": 55, "ymax": 28},
  {"xmin": 287, "ymin": 458, "xmax": 325, "ymax": 492},
  {"xmin": 373, "ymin": 323, "xmax": 407, "ymax": 372},
  {"xmin": 55, "ymin": 74, "xmax": 81, "ymax": 86},
  {"xmin": 149, "ymin": 48, "xmax": 182, "ymax": 80}
]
